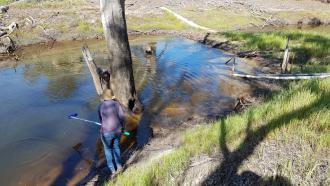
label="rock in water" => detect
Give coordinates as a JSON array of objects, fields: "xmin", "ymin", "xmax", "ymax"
[{"xmin": 144, "ymin": 45, "xmax": 153, "ymax": 55}]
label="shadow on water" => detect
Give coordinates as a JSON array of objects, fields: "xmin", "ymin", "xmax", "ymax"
[
  {"xmin": 202, "ymin": 86, "xmax": 330, "ymax": 185},
  {"xmin": 50, "ymin": 136, "xmax": 104, "ymax": 186}
]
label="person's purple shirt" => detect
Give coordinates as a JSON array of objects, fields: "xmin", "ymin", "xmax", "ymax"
[{"xmin": 98, "ymin": 100, "xmax": 125, "ymax": 134}]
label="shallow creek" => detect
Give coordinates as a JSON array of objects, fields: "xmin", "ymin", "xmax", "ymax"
[{"xmin": 0, "ymin": 36, "xmax": 258, "ymax": 185}]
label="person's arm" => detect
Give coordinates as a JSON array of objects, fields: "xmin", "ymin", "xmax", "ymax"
[
  {"xmin": 98, "ymin": 103, "xmax": 103, "ymax": 133},
  {"xmin": 98, "ymin": 104, "xmax": 102, "ymax": 123},
  {"xmin": 117, "ymin": 102, "xmax": 126, "ymax": 131}
]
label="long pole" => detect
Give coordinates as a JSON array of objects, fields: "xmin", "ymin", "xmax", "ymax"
[
  {"xmin": 68, "ymin": 113, "xmax": 131, "ymax": 136},
  {"xmin": 69, "ymin": 116, "xmax": 101, "ymax": 126}
]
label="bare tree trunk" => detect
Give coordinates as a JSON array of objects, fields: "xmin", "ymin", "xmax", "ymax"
[
  {"xmin": 100, "ymin": 0, "xmax": 142, "ymax": 112},
  {"xmin": 281, "ymin": 38, "xmax": 290, "ymax": 73}
]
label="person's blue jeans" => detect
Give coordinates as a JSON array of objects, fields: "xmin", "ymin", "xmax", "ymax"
[{"xmin": 101, "ymin": 133, "xmax": 122, "ymax": 173}]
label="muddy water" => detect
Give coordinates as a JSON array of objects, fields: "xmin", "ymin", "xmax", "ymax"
[{"xmin": 0, "ymin": 37, "xmax": 256, "ymax": 185}]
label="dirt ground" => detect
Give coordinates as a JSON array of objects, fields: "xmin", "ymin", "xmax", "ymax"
[{"xmin": 1, "ymin": 0, "xmax": 330, "ymax": 46}]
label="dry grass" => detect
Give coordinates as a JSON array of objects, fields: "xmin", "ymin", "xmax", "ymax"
[
  {"xmin": 179, "ymin": 8, "xmax": 263, "ymax": 30},
  {"xmin": 127, "ymin": 12, "xmax": 192, "ymax": 31}
]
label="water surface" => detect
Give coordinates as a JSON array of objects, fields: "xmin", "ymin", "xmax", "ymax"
[{"xmin": 0, "ymin": 37, "xmax": 256, "ymax": 185}]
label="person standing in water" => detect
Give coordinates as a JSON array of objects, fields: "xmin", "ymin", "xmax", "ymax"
[{"xmin": 99, "ymin": 89, "xmax": 126, "ymax": 174}]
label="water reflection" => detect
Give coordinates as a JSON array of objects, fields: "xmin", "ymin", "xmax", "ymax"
[
  {"xmin": 0, "ymin": 37, "xmax": 256, "ymax": 185},
  {"xmin": 22, "ymin": 53, "xmax": 85, "ymax": 101}
]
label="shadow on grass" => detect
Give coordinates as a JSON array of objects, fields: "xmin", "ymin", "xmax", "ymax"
[{"xmin": 203, "ymin": 85, "xmax": 329, "ymax": 185}]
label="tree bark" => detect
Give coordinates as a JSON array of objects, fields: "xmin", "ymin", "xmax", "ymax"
[{"xmin": 100, "ymin": 0, "xmax": 142, "ymax": 112}]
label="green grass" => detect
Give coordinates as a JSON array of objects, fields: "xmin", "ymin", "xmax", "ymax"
[
  {"xmin": 0, "ymin": 0, "xmax": 13, "ymax": 5},
  {"xmin": 221, "ymin": 30, "xmax": 330, "ymax": 73},
  {"xmin": 109, "ymin": 148, "xmax": 190, "ymax": 186},
  {"xmin": 107, "ymin": 31, "xmax": 330, "ymax": 185},
  {"xmin": 77, "ymin": 20, "xmax": 91, "ymax": 33},
  {"xmin": 108, "ymin": 79, "xmax": 330, "ymax": 185}
]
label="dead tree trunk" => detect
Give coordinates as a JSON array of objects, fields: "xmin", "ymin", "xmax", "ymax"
[
  {"xmin": 281, "ymin": 38, "xmax": 290, "ymax": 73},
  {"xmin": 100, "ymin": 0, "xmax": 142, "ymax": 112}
]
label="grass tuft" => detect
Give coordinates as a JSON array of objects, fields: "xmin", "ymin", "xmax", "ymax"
[{"xmin": 77, "ymin": 20, "xmax": 90, "ymax": 33}]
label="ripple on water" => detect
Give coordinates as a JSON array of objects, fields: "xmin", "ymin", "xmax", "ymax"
[{"xmin": 0, "ymin": 137, "xmax": 59, "ymax": 167}]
